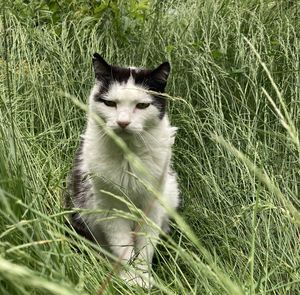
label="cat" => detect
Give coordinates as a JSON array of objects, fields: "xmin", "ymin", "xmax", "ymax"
[{"xmin": 66, "ymin": 53, "xmax": 180, "ymax": 288}]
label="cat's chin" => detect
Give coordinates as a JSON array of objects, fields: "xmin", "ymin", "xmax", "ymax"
[{"xmin": 113, "ymin": 127, "xmax": 141, "ymax": 137}]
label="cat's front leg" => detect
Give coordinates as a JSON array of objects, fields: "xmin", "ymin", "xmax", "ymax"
[
  {"xmin": 129, "ymin": 203, "xmax": 165, "ymax": 289},
  {"xmin": 120, "ymin": 224, "xmax": 157, "ymax": 290},
  {"xmin": 101, "ymin": 218, "xmax": 135, "ymax": 264},
  {"xmin": 101, "ymin": 217, "xmax": 148, "ymax": 287}
]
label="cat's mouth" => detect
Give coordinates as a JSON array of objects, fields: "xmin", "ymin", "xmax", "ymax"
[
  {"xmin": 108, "ymin": 124, "xmax": 143, "ymax": 137},
  {"xmin": 114, "ymin": 127, "xmax": 136, "ymax": 136}
]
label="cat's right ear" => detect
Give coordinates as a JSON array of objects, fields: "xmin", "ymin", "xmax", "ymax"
[{"xmin": 92, "ymin": 53, "xmax": 111, "ymax": 80}]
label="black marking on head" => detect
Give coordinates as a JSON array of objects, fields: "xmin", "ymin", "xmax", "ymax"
[
  {"xmin": 92, "ymin": 53, "xmax": 111, "ymax": 81},
  {"xmin": 93, "ymin": 53, "xmax": 131, "ymax": 101},
  {"xmin": 140, "ymin": 62, "xmax": 170, "ymax": 119},
  {"xmin": 93, "ymin": 53, "xmax": 131, "ymax": 84},
  {"xmin": 92, "ymin": 53, "xmax": 171, "ymax": 119},
  {"xmin": 150, "ymin": 95, "xmax": 167, "ymax": 119},
  {"xmin": 149, "ymin": 62, "xmax": 171, "ymax": 89}
]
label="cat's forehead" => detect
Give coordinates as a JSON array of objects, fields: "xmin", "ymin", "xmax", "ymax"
[
  {"xmin": 100, "ymin": 66, "xmax": 153, "ymax": 102},
  {"xmin": 107, "ymin": 76, "xmax": 151, "ymax": 102},
  {"xmin": 110, "ymin": 66, "xmax": 151, "ymax": 84}
]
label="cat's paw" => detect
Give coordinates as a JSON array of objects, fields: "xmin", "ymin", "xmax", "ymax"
[{"xmin": 120, "ymin": 270, "xmax": 154, "ymax": 289}]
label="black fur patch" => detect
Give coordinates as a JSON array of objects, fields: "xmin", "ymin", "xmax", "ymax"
[
  {"xmin": 65, "ymin": 140, "xmax": 97, "ymax": 243},
  {"xmin": 92, "ymin": 53, "xmax": 170, "ymax": 119}
]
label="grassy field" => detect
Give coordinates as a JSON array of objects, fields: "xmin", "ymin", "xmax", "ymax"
[{"xmin": 1, "ymin": 0, "xmax": 300, "ymax": 294}]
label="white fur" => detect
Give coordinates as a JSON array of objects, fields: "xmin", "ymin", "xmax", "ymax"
[{"xmin": 76, "ymin": 77, "xmax": 179, "ymax": 288}]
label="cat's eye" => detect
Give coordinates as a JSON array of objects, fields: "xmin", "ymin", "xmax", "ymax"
[
  {"xmin": 136, "ymin": 103, "xmax": 150, "ymax": 109},
  {"xmin": 101, "ymin": 99, "xmax": 116, "ymax": 107}
]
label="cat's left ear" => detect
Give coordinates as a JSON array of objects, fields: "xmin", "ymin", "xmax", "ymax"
[
  {"xmin": 150, "ymin": 62, "xmax": 171, "ymax": 84},
  {"xmin": 92, "ymin": 53, "xmax": 111, "ymax": 80}
]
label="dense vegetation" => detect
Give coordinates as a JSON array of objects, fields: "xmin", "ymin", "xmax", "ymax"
[{"xmin": 1, "ymin": 0, "xmax": 299, "ymax": 294}]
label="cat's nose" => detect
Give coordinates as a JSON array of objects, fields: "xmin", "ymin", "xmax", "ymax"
[{"xmin": 117, "ymin": 121, "xmax": 130, "ymax": 129}]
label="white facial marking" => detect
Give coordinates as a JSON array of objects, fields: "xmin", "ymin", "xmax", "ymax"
[
  {"xmin": 117, "ymin": 108, "xmax": 131, "ymax": 125},
  {"xmin": 90, "ymin": 76, "xmax": 160, "ymax": 133}
]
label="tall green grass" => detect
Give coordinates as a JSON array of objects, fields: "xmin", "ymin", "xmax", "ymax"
[{"xmin": 1, "ymin": 0, "xmax": 299, "ymax": 294}]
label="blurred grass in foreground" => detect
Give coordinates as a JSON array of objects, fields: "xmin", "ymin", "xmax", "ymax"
[{"xmin": 0, "ymin": 0, "xmax": 299, "ymax": 294}]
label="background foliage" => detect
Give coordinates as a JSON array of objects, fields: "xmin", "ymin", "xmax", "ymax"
[{"xmin": 0, "ymin": 0, "xmax": 300, "ymax": 294}]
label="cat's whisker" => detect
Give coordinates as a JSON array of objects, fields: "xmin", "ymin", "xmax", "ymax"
[
  {"xmin": 142, "ymin": 129, "xmax": 160, "ymax": 144},
  {"xmin": 137, "ymin": 133, "xmax": 152, "ymax": 151}
]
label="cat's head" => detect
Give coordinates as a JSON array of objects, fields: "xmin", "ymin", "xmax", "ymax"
[{"xmin": 89, "ymin": 53, "xmax": 170, "ymax": 135}]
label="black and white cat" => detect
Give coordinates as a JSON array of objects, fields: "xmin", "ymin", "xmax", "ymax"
[{"xmin": 66, "ymin": 53, "xmax": 179, "ymax": 288}]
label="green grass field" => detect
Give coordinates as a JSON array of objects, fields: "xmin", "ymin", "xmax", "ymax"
[{"xmin": 1, "ymin": 1, "xmax": 300, "ymax": 294}]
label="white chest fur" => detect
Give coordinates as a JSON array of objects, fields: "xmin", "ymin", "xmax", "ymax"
[{"xmin": 81, "ymin": 117, "xmax": 176, "ymax": 207}]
